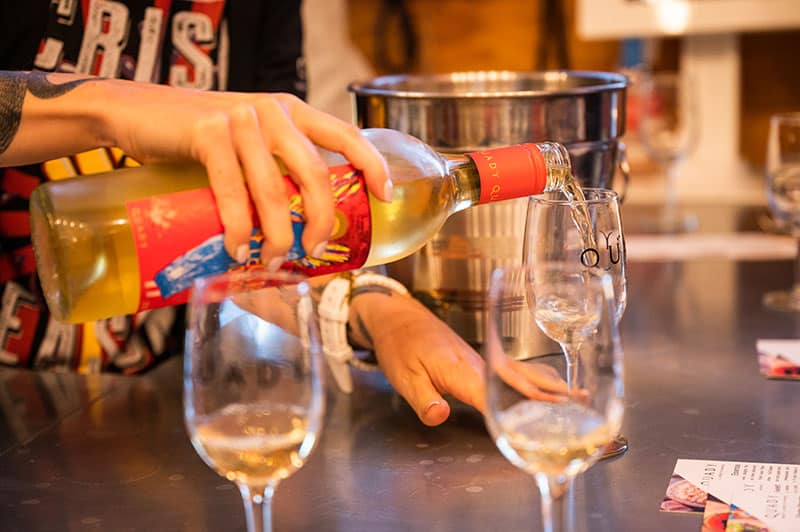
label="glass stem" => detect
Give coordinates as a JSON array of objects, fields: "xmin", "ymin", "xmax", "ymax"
[
  {"xmin": 240, "ymin": 484, "xmax": 275, "ymax": 532},
  {"xmin": 561, "ymin": 343, "xmax": 580, "ymax": 392},
  {"xmin": 662, "ymin": 160, "xmax": 680, "ymax": 224},
  {"xmin": 536, "ymin": 474, "xmax": 571, "ymax": 532}
]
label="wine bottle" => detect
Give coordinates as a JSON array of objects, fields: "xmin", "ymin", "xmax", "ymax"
[{"xmin": 30, "ymin": 128, "xmax": 572, "ymax": 323}]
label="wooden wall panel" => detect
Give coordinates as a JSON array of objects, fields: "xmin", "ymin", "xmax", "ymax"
[
  {"xmin": 740, "ymin": 30, "xmax": 800, "ymax": 166},
  {"xmin": 345, "ymin": 1, "xmax": 800, "ymax": 166},
  {"xmin": 347, "ymin": 0, "xmax": 619, "ymax": 74}
]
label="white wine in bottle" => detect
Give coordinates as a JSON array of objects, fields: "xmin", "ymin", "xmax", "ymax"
[{"xmin": 30, "ymin": 128, "xmax": 571, "ymax": 323}]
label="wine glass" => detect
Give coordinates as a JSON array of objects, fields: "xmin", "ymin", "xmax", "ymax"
[
  {"xmin": 524, "ymin": 188, "xmax": 626, "ymax": 325},
  {"xmin": 523, "ymin": 188, "xmax": 627, "ymax": 458},
  {"xmin": 637, "ymin": 71, "xmax": 699, "ymax": 233},
  {"xmin": 763, "ymin": 112, "xmax": 800, "ymax": 311},
  {"xmin": 484, "ymin": 265, "xmax": 624, "ymax": 532},
  {"xmin": 184, "ymin": 270, "xmax": 325, "ymax": 532}
]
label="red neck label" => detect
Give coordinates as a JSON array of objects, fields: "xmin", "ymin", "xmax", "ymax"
[{"xmin": 467, "ymin": 144, "xmax": 547, "ymax": 204}]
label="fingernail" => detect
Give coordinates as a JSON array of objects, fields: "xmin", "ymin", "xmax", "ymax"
[
  {"xmin": 235, "ymin": 244, "xmax": 249, "ymax": 263},
  {"xmin": 423, "ymin": 401, "xmax": 442, "ymax": 416},
  {"xmin": 311, "ymin": 241, "xmax": 328, "ymax": 258},
  {"xmin": 383, "ymin": 179, "xmax": 394, "ymax": 202},
  {"xmin": 266, "ymin": 256, "xmax": 286, "ymax": 272}
]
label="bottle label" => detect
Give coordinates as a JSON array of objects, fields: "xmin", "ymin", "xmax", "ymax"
[
  {"xmin": 126, "ymin": 164, "xmax": 371, "ymax": 312},
  {"xmin": 467, "ymin": 144, "xmax": 547, "ymax": 204}
]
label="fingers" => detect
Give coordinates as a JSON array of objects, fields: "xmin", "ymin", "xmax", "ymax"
[
  {"xmin": 495, "ymin": 358, "xmax": 570, "ymax": 403},
  {"xmin": 429, "ymin": 337, "xmax": 487, "ymax": 415},
  {"xmin": 519, "ymin": 362, "xmax": 590, "ymax": 401},
  {"xmin": 227, "ymin": 104, "xmax": 294, "ymax": 268},
  {"xmin": 192, "ymin": 92, "xmax": 390, "ymax": 269},
  {"xmin": 279, "ymin": 94, "xmax": 392, "ymax": 202},
  {"xmin": 192, "ymin": 112, "xmax": 253, "ymax": 261},
  {"xmin": 518, "ymin": 361, "xmax": 569, "ymax": 395},
  {"xmin": 252, "ymin": 98, "xmax": 334, "ymax": 259}
]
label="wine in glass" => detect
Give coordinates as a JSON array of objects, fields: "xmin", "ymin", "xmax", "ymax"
[
  {"xmin": 524, "ymin": 188, "xmax": 627, "ymax": 458},
  {"xmin": 763, "ymin": 112, "xmax": 800, "ymax": 312},
  {"xmin": 184, "ymin": 270, "xmax": 325, "ymax": 532},
  {"xmin": 637, "ymin": 71, "xmax": 699, "ymax": 233},
  {"xmin": 484, "ymin": 265, "xmax": 625, "ymax": 532}
]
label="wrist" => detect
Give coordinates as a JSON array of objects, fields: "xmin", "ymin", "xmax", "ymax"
[
  {"xmin": 33, "ymin": 72, "xmax": 117, "ymax": 149},
  {"xmin": 86, "ymin": 77, "xmax": 133, "ymax": 149},
  {"xmin": 348, "ymin": 289, "xmax": 418, "ymax": 347},
  {"xmin": 318, "ymin": 271, "xmax": 408, "ymax": 393}
]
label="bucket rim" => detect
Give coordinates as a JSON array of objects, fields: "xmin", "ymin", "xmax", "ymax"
[{"xmin": 348, "ymin": 70, "xmax": 628, "ymax": 99}]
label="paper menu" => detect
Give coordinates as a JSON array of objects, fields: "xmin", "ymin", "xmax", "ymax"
[
  {"xmin": 728, "ymin": 475, "xmax": 797, "ymax": 532},
  {"xmin": 663, "ymin": 459, "xmax": 800, "ymax": 532}
]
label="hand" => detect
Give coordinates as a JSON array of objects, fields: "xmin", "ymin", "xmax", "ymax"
[
  {"xmin": 348, "ymin": 292, "xmax": 484, "ymax": 426},
  {"xmin": 101, "ymin": 80, "xmax": 391, "ymax": 266},
  {"xmin": 2, "ymin": 72, "xmax": 391, "ymax": 266},
  {"xmin": 348, "ymin": 289, "xmax": 575, "ymax": 426},
  {"xmin": 493, "ymin": 357, "xmax": 581, "ymax": 403}
]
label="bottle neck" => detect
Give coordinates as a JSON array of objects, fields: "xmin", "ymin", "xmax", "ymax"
[
  {"xmin": 446, "ymin": 156, "xmax": 482, "ymax": 214},
  {"xmin": 536, "ymin": 142, "xmax": 573, "ymax": 192},
  {"xmin": 448, "ymin": 142, "xmax": 572, "ymax": 209}
]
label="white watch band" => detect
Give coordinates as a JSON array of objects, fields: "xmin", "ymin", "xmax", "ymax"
[{"xmin": 319, "ymin": 271, "xmax": 408, "ymax": 393}]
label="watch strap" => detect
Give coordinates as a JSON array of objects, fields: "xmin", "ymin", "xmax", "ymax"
[{"xmin": 319, "ymin": 271, "xmax": 408, "ymax": 393}]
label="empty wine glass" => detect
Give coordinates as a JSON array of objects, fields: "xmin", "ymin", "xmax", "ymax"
[
  {"xmin": 484, "ymin": 265, "xmax": 624, "ymax": 532},
  {"xmin": 763, "ymin": 112, "xmax": 800, "ymax": 312},
  {"xmin": 184, "ymin": 270, "xmax": 325, "ymax": 532},
  {"xmin": 637, "ymin": 71, "xmax": 699, "ymax": 233}
]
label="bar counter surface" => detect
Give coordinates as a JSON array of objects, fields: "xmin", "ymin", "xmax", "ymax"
[{"xmin": 1, "ymin": 205, "xmax": 799, "ymax": 532}]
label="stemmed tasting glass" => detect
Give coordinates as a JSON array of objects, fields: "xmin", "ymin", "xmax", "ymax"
[
  {"xmin": 523, "ymin": 188, "xmax": 627, "ymax": 458},
  {"xmin": 484, "ymin": 265, "xmax": 625, "ymax": 532},
  {"xmin": 184, "ymin": 270, "xmax": 325, "ymax": 532},
  {"xmin": 637, "ymin": 71, "xmax": 699, "ymax": 233},
  {"xmin": 763, "ymin": 112, "xmax": 800, "ymax": 311}
]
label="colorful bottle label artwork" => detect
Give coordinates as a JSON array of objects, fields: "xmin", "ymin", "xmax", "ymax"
[{"xmin": 126, "ymin": 164, "xmax": 371, "ymax": 311}]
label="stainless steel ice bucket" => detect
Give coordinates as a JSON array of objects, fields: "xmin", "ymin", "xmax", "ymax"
[{"xmin": 349, "ymin": 70, "xmax": 628, "ymax": 344}]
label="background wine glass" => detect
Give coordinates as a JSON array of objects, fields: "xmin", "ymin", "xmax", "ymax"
[
  {"xmin": 484, "ymin": 265, "xmax": 624, "ymax": 532},
  {"xmin": 637, "ymin": 71, "xmax": 699, "ymax": 233},
  {"xmin": 184, "ymin": 270, "xmax": 325, "ymax": 532},
  {"xmin": 523, "ymin": 188, "xmax": 627, "ymax": 458},
  {"xmin": 763, "ymin": 112, "xmax": 800, "ymax": 312}
]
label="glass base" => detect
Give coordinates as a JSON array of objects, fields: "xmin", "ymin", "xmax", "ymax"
[
  {"xmin": 763, "ymin": 290, "xmax": 800, "ymax": 312},
  {"xmin": 600, "ymin": 435, "xmax": 629, "ymax": 460}
]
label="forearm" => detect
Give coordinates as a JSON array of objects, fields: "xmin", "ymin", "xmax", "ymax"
[{"xmin": 0, "ymin": 71, "xmax": 118, "ymax": 166}]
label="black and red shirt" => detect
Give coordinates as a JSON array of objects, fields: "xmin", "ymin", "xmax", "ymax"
[{"xmin": 0, "ymin": 0, "xmax": 305, "ymax": 373}]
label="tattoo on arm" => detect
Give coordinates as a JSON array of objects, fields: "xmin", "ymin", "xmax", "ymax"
[
  {"xmin": 0, "ymin": 71, "xmax": 95, "ymax": 156},
  {"xmin": 351, "ymin": 314, "xmax": 375, "ymax": 350},
  {"xmin": 347, "ymin": 286, "xmax": 395, "ymax": 350}
]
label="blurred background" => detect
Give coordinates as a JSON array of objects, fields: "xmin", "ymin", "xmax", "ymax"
[{"xmin": 302, "ymin": 0, "xmax": 800, "ymax": 206}]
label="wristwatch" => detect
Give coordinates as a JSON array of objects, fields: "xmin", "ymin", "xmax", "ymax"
[{"xmin": 318, "ymin": 270, "xmax": 409, "ymax": 393}]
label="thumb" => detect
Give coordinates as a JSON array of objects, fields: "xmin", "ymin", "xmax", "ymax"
[{"xmin": 402, "ymin": 375, "xmax": 451, "ymax": 427}]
